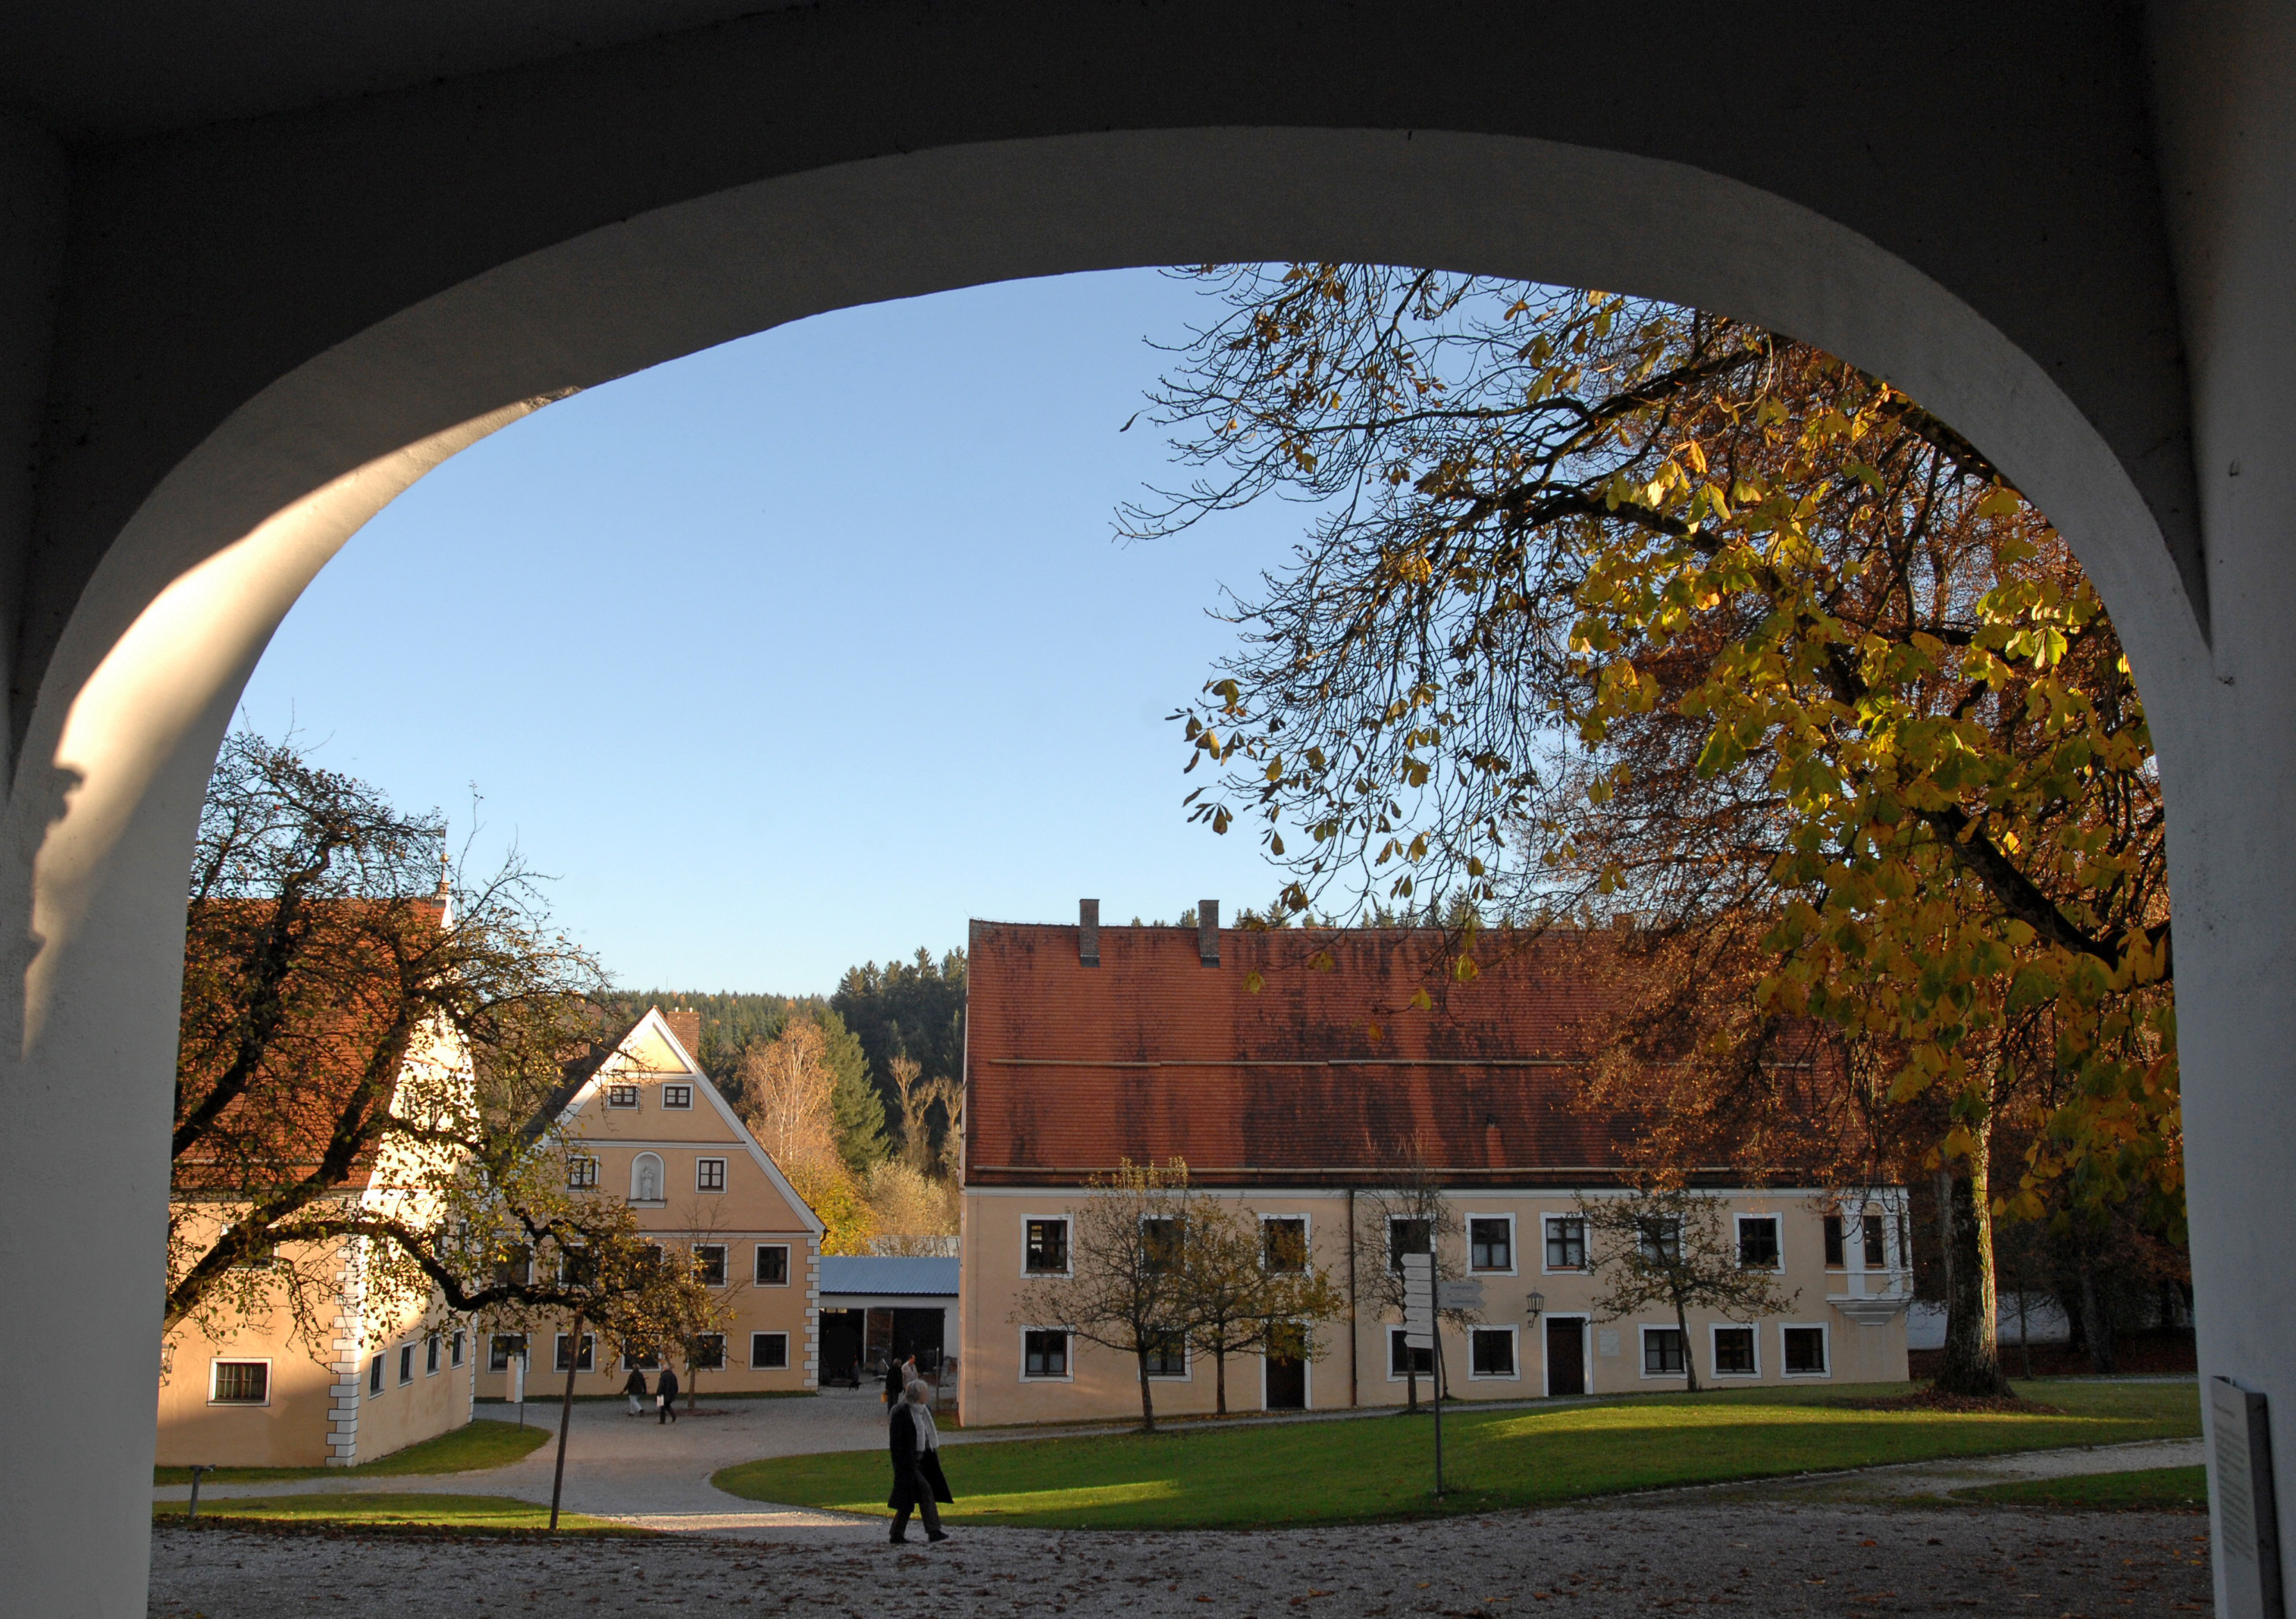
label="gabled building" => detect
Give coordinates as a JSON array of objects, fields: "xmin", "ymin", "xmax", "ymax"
[
  {"xmin": 958, "ymin": 909, "xmax": 1910, "ymax": 1426},
  {"xmin": 472, "ymin": 1007, "xmax": 825, "ymax": 1398}
]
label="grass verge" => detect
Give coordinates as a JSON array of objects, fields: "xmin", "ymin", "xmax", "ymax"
[
  {"xmin": 1953, "ymin": 1464, "xmax": 2210, "ymax": 1512},
  {"xmin": 152, "ymin": 1491, "xmax": 636, "ymax": 1534},
  {"xmin": 155, "ymin": 1418, "xmax": 550, "ymax": 1486},
  {"xmin": 713, "ymin": 1379, "xmax": 2199, "ymax": 1530}
]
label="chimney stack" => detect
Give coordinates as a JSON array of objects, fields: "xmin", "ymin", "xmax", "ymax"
[
  {"xmin": 1079, "ymin": 899, "xmax": 1100, "ymax": 966},
  {"xmin": 1198, "ymin": 899, "xmax": 1220, "ymax": 966}
]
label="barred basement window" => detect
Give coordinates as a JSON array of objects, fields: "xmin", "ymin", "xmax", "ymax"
[
  {"xmin": 754, "ymin": 1244, "xmax": 789, "ymax": 1285},
  {"xmin": 662, "ymin": 1084, "xmax": 693, "ymax": 1110},
  {"xmin": 210, "ymin": 1361, "xmax": 269, "ymax": 1404},
  {"xmin": 1713, "ymin": 1326, "xmax": 1757, "ymax": 1376},
  {"xmin": 750, "ymin": 1332, "xmax": 788, "ymax": 1370},
  {"xmin": 696, "ymin": 1157, "xmax": 727, "ymax": 1192}
]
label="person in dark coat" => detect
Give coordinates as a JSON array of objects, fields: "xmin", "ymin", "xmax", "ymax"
[
  {"xmin": 622, "ymin": 1366, "xmax": 650, "ymax": 1417},
  {"xmin": 882, "ymin": 1354, "xmax": 903, "ymax": 1407},
  {"xmin": 656, "ymin": 1364, "xmax": 680, "ymax": 1423},
  {"xmin": 887, "ymin": 1379, "xmax": 951, "ymax": 1544}
]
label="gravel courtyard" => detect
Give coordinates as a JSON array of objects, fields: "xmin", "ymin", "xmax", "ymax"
[{"xmin": 148, "ymin": 1500, "xmax": 2212, "ymax": 1616}]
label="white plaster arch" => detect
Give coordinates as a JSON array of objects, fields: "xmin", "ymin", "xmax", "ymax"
[
  {"xmin": 631, "ymin": 1153, "xmax": 665, "ymax": 1204},
  {"xmin": 1, "ymin": 121, "xmax": 2270, "ymax": 1618}
]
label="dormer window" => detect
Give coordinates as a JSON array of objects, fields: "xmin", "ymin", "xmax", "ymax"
[
  {"xmin": 662, "ymin": 1085, "xmax": 693, "ymax": 1110},
  {"xmin": 606, "ymin": 1084, "xmax": 639, "ymax": 1109}
]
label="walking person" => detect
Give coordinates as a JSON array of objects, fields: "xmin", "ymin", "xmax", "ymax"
[
  {"xmin": 882, "ymin": 1353, "xmax": 905, "ymax": 1408},
  {"xmin": 622, "ymin": 1364, "xmax": 650, "ymax": 1417},
  {"xmin": 656, "ymin": 1364, "xmax": 680, "ymax": 1423},
  {"xmin": 887, "ymin": 1379, "xmax": 951, "ymax": 1545}
]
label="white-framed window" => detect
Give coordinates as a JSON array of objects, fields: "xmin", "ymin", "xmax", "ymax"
[
  {"xmin": 1640, "ymin": 1325, "xmax": 1687, "ymax": 1378},
  {"xmin": 1021, "ymin": 1328, "xmax": 1072, "ymax": 1380},
  {"xmin": 397, "ymin": 1343, "xmax": 415, "ymax": 1386},
  {"xmin": 1142, "ymin": 1326, "xmax": 1189, "ymax": 1379},
  {"xmin": 1823, "ymin": 1213, "xmax": 1847, "ymax": 1267},
  {"xmin": 1023, "ymin": 1217, "xmax": 1070, "ymax": 1276},
  {"xmin": 1140, "ymin": 1216, "xmax": 1185, "ymax": 1275},
  {"xmin": 630, "ymin": 1153, "xmax": 664, "ymax": 1203},
  {"xmin": 696, "ymin": 1157, "xmax": 727, "ymax": 1193},
  {"xmin": 606, "ymin": 1083, "xmax": 639, "ymax": 1109},
  {"xmin": 1637, "ymin": 1218, "xmax": 1684, "ymax": 1264},
  {"xmin": 689, "ymin": 1333, "xmax": 725, "ymax": 1371},
  {"xmin": 449, "ymin": 1330, "xmax": 465, "ymax": 1368},
  {"xmin": 1735, "ymin": 1213, "xmax": 1783, "ymax": 1270},
  {"xmin": 750, "ymin": 1332, "xmax": 788, "ymax": 1370},
  {"xmin": 566, "ymin": 1156, "xmax": 599, "ymax": 1190},
  {"xmin": 493, "ymin": 1246, "xmax": 533, "ymax": 1287},
  {"xmin": 1386, "ymin": 1216, "xmax": 1433, "ymax": 1273},
  {"xmin": 368, "ymin": 1354, "xmax": 385, "ymax": 1396},
  {"xmin": 1542, "ymin": 1215, "xmax": 1587, "ymax": 1271},
  {"xmin": 1781, "ymin": 1323, "xmax": 1831, "ymax": 1377},
  {"xmin": 1386, "ymin": 1327, "xmax": 1435, "ymax": 1380},
  {"xmin": 424, "ymin": 1334, "xmax": 441, "ymax": 1375},
  {"xmin": 1468, "ymin": 1326, "xmax": 1519, "ymax": 1379},
  {"xmin": 1711, "ymin": 1324, "xmax": 1759, "ymax": 1376},
  {"xmin": 208, "ymin": 1358, "xmax": 271, "ymax": 1406},
  {"xmin": 1467, "ymin": 1213, "xmax": 1516, "ymax": 1274},
  {"xmin": 488, "ymin": 1333, "xmax": 525, "ymax": 1373},
  {"xmin": 692, "ymin": 1243, "xmax": 727, "ymax": 1286},
  {"xmin": 622, "ymin": 1345, "xmax": 661, "ymax": 1372},
  {"xmin": 554, "ymin": 1332, "xmax": 596, "ymax": 1373},
  {"xmin": 1862, "ymin": 1213, "xmax": 1888, "ymax": 1268},
  {"xmin": 662, "ymin": 1084, "xmax": 693, "ymax": 1110},
  {"xmin": 1260, "ymin": 1214, "xmax": 1308, "ymax": 1273},
  {"xmin": 754, "ymin": 1243, "xmax": 790, "ymax": 1285}
]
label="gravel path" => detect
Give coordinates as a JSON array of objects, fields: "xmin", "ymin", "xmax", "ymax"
[{"xmin": 147, "ymin": 1500, "xmax": 2213, "ymax": 1616}]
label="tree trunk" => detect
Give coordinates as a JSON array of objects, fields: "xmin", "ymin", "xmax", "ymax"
[
  {"xmin": 1136, "ymin": 1347, "xmax": 1157, "ymax": 1433},
  {"xmin": 549, "ymin": 1315, "xmax": 582, "ymax": 1532},
  {"xmin": 1214, "ymin": 1348, "xmax": 1227, "ymax": 1417},
  {"xmin": 2077, "ymin": 1254, "xmax": 2117, "ymax": 1374},
  {"xmin": 1936, "ymin": 1141, "xmax": 2012, "ymax": 1397},
  {"xmin": 1674, "ymin": 1298, "xmax": 1701, "ymax": 1394},
  {"xmin": 1405, "ymin": 1364, "xmax": 1418, "ymax": 1411}
]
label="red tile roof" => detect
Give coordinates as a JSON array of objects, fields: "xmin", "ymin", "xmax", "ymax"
[{"xmin": 964, "ymin": 921, "xmax": 1655, "ymax": 1188}]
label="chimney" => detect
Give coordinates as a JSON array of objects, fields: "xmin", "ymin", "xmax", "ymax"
[
  {"xmin": 1079, "ymin": 898, "xmax": 1100, "ymax": 966},
  {"xmin": 1198, "ymin": 899, "xmax": 1220, "ymax": 966},
  {"xmin": 664, "ymin": 1007, "xmax": 702, "ymax": 1060}
]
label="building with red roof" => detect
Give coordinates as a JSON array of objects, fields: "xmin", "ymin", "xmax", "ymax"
[{"xmin": 957, "ymin": 906, "xmax": 1910, "ymax": 1424}]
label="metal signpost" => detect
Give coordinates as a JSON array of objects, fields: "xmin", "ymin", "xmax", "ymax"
[
  {"xmin": 511, "ymin": 1347, "xmax": 528, "ymax": 1427},
  {"xmin": 1402, "ymin": 1254, "xmax": 1439, "ymax": 1492}
]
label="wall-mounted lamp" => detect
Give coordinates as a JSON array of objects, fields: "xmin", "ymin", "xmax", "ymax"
[{"xmin": 1525, "ymin": 1289, "xmax": 1546, "ymax": 1323}]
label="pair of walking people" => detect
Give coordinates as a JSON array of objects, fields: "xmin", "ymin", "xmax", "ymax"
[
  {"xmin": 621, "ymin": 1364, "xmax": 681, "ymax": 1423},
  {"xmin": 886, "ymin": 1379, "xmax": 952, "ymax": 1544}
]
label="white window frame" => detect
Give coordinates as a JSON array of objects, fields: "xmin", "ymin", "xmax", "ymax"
[
  {"xmin": 689, "ymin": 1332, "xmax": 726, "ymax": 1371},
  {"xmin": 1020, "ymin": 1326, "xmax": 1074, "ymax": 1382},
  {"xmin": 1638, "ymin": 1323, "xmax": 1689, "ymax": 1380},
  {"xmin": 1467, "ymin": 1324, "xmax": 1521, "ymax": 1380},
  {"xmin": 750, "ymin": 1331, "xmax": 789, "ymax": 1370},
  {"xmin": 1709, "ymin": 1322, "xmax": 1761, "ymax": 1378},
  {"xmin": 753, "ymin": 1243, "xmax": 791, "ymax": 1286},
  {"xmin": 1780, "ymin": 1321, "xmax": 1833, "ymax": 1378},
  {"xmin": 1385, "ymin": 1213, "xmax": 1433, "ymax": 1274},
  {"xmin": 1465, "ymin": 1212, "xmax": 1518, "ymax": 1276},
  {"xmin": 1258, "ymin": 1212, "xmax": 1311, "ymax": 1273},
  {"xmin": 630, "ymin": 1151, "xmax": 665, "ymax": 1204},
  {"xmin": 691, "ymin": 1242, "xmax": 728, "ymax": 1286},
  {"xmin": 1021, "ymin": 1214, "xmax": 1073, "ymax": 1279},
  {"xmin": 1540, "ymin": 1213, "xmax": 1589, "ymax": 1273},
  {"xmin": 553, "ymin": 1332, "xmax": 597, "ymax": 1374},
  {"xmin": 207, "ymin": 1358, "xmax": 272, "ymax": 1407},
  {"xmin": 1385, "ymin": 1325, "xmax": 1436, "ymax": 1383},
  {"xmin": 566, "ymin": 1155, "xmax": 600, "ymax": 1190},
  {"xmin": 661, "ymin": 1084, "xmax": 694, "ymax": 1110},
  {"xmin": 605, "ymin": 1082, "xmax": 640, "ymax": 1110},
  {"xmin": 1734, "ymin": 1212, "xmax": 1784, "ymax": 1271},
  {"xmin": 449, "ymin": 1329, "xmax": 466, "ymax": 1368},
  {"xmin": 696, "ymin": 1157, "xmax": 728, "ymax": 1193},
  {"xmin": 487, "ymin": 1333, "xmax": 525, "ymax": 1373},
  {"xmin": 1540, "ymin": 1312, "xmax": 1591, "ymax": 1398},
  {"xmin": 1142, "ymin": 1325, "xmax": 1192, "ymax": 1382},
  {"xmin": 424, "ymin": 1333, "xmax": 441, "ymax": 1376},
  {"xmin": 368, "ymin": 1353, "xmax": 385, "ymax": 1397}
]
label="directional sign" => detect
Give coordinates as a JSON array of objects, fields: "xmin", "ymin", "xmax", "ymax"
[
  {"xmin": 1436, "ymin": 1277, "xmax": 1485, "ymax": 1314},
  {"xmin": 1402, "ymin": 1252, "xmax": 1435, "ymax": 1348}
]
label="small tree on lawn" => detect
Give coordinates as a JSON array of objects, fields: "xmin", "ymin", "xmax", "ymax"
[
  {"xmin": 1574, "ymin": 1187, "xmax": 1799, "ymax": 1394},
  {"xmin": 1012, "ymin": 1159, "xmax": 1195, "ymax": 1433},
  {"xmin": 1352, "ymin": 1157, "xmax": 1471, "ymax": 1410},
  {"xmin": 1181, "ymin": 1201, "xmax": 1346, "ymax": 1416}
]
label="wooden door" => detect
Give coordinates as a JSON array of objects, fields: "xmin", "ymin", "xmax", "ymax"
[
  {"xmin": 1264, "ymin": 1322, "xmax": 1308, "ymax": 1410},
  {"xmin": 1546, "ymin": 1317, "xmax": 1586, "ymax": 1397}
]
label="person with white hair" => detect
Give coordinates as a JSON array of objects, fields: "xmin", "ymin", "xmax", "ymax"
[{"xmin": 886, "ymin": 1378, "xmax": 952, "ymax": 1544}]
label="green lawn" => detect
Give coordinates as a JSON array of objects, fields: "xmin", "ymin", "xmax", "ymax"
[
  {"xmin": 713, "ymin": 1380, "xmax": 2199, "ymax": 1530},
  {"xmin": 153, "ymin": 1491, "xmax": 634, "ymax": 1533},
  {"xmin": 1954, "ymin": 1464, "xmax": 2210, "ymax": 1513},
  {"xmin": 155, "ymin": 1418, "xmax": 550, "ymax": 1486}
]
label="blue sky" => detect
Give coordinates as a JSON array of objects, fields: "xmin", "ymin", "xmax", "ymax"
[{"xmin": 236, "ymin": 268, "xmax": 1313, "ymax": 995}]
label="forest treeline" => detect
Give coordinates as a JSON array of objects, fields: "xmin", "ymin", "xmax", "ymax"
[{"xmin": 606, "ymin": 947, "xmax": 966, "ymax": 1254}]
